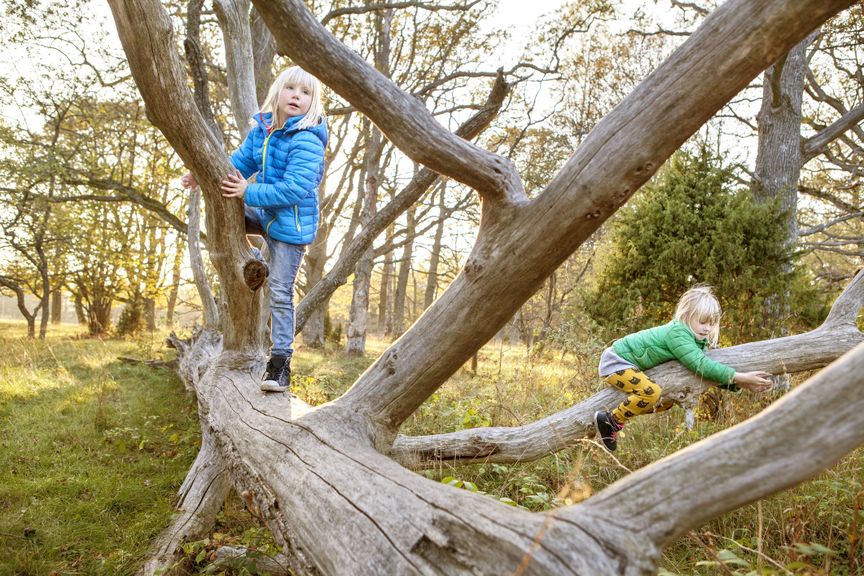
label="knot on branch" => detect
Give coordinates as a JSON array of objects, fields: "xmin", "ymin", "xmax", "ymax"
[{"xmin": 243, "ymin": 259, "xmax": 269, "ymax": 291}]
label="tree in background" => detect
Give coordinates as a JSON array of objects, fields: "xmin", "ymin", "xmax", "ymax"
[{"xmin": 584, "ymin": 146, "xmax": 827, "ymax": 343}]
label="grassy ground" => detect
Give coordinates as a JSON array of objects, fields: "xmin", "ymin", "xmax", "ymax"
[{"xmin": 0, "ymin": 320, "xmax": 861, "ymax": 575}]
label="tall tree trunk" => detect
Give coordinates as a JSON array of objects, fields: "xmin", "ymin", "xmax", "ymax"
[
  {"xmin": 165, "ymin": 239, "xmax": 184, "ymax": 329},
  {"xmin": 346, "ymin": 125, "xmax": 383, "ymax": 355},
  {"xmin": 392, "ymin": 204, "xmax": 415, "ymax": 335},
  {"xmin": 753, "ymin": 32, "xmax": 815, "ymax": 246},
  {"xmin": 301, "ymin": 239, "xmax": 328, "ymax": 347},
  {"xmin": 378, "ymin": 231, "xmax": 393, "ymax": 334},
  {"xmin": 145, "ymin": 298, "xmax": 157, "ymax": 331},
  {"xmin": 73, "ymin": 291, "xmax": 86, "ymax": 325},
  {"xmin": 424, "ymin": 181, "xmax": 446, "ymax": 310},
  {"xmin": 51, "ymin": 288, "xmax": 62, "ymax": 325}
]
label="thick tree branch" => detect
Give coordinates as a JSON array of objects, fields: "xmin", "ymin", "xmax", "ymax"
[
  {"xmin": 390, "ymin": 270, "xmax": 864, "ymax": 467},
  {"xmin": 250, "ymin": 0, "xmax": 525, "ymax": 205}
]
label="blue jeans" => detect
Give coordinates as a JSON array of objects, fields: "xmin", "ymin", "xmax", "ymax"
[{"xmin": 246, "ymin": 207, "xmax": 305, "ymax": 359}]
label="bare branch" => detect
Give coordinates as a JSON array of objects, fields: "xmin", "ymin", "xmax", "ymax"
[
  {"xmin": 802, "ymin": 103, "xmax": 864, "ymax": 163},
  {"xmin": 799, "ymin": 211, "xmax": 864, "ymax": 236},
  {"xmin": 321, "ymin": 0, "xmax": 482, "ymax": 26},
  {"xmin": 251, "ymin": 0, "xmax": 526, "ymax": 204},
  {"xmin": 799, "ymin": 184, "xmax": 861, "ymax": 212}
]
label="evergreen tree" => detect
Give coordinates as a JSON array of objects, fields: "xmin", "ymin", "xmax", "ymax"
[{"xmin": 586, "ymin": 146, "xmax": 823, "ymax": 343}]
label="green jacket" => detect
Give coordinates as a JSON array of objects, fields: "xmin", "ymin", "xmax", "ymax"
[{"xmin": 612, "ymin": 320, "xmax": 737, "ymax": 389}]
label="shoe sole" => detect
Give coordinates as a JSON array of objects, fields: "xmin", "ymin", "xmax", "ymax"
[{"xmin": 260, "ymin": 381, "xmax": 290, "ymax": 392}]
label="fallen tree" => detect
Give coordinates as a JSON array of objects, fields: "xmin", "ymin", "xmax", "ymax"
[{"xmin": 103, "ymin": 0, "xmax": 863, "ymax": 573}]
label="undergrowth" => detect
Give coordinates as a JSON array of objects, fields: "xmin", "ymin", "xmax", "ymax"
[{"xmin": 0, "ymin": 320, "xmax": 861, "ymax": 575}]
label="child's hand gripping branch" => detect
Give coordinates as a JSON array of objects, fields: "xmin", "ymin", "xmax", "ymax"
[
  {"xmin": 220, "ymin": 170, "xmax": 248, "ymax": 199},
  {"xmin": 593, "ymin": 285, "xmax": 774, "ymax": 452},
  {"xmin": 734, "ymin": 370, "xmax": 774, "ymax": 393}
]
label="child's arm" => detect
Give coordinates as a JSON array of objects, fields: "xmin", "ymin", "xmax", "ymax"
[
  {"xmin": 667, "ymin": 322, "xmax": 737, "ymax": 388},
  {"xmin": 244, "ymin": 132, "xmax": 325, "ymax": 208}
]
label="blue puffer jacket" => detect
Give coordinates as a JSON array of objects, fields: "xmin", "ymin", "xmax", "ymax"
[{"xmin": 230, "ymin": 112, "xmax": 328, "ymax": 245}]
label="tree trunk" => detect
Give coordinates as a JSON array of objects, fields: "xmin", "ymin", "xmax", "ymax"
[
  {"xmin": 300, "ymin": 239, "xmax": 327, "ymax": 347},
  {"xmin": 73, "ymin": 291, "xmax": 86, "ymax": 325},
  {"xmin": 378, "ymin": 233, "xmax": 393, "ymax": 334},
  {"xmin": 165, "ymin": 239, "xmax": 184, "ymax": 329},
  {"xmin": 214, "ymin": 0, "xmax": 259, "ymax": 138},
  {"xmin": 753, "ymin": 32, "xmax": 815, "ymax": 246},
  {"xmin": 346, "ymin": 123, "xmax": 383, "ymax": 355},
  {"xmin": 250, "ymin": 7, "xmax": 276, "ymax": 105},
  {"xmin": 424, "ymin": 181, "xmax": 446, "ymax": 310},
  {"xmin": 51, "ymin": 288, "xmax": 62, "ymax": 325},
  {"xmin": 144, "ymin": 298, "xmax": 157, "ymax": 331},
  {"xmin": 392, "ymin": 204, "xmax": 415, "ymax": 336},
  {"xmin": 107, "ymin": 0, "xmax": 859, "ymax": 573}
]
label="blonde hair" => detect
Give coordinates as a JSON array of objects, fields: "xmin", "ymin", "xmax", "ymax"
[
  {"xmin": 674, "ymin": 285, "xmax": 722, "ymax": 346},
  {"xmin": 258, "ymin": 66, "xmax": 324, "ymax": 131}
]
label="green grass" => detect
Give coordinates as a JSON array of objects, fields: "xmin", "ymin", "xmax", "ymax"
[
  {"xmin": 0, "ymin": 321, "xmax": 200, "ymax": 575},
  {"xmin": 1, "ymin": 320, "xmax": 861, "ymax": 575}
]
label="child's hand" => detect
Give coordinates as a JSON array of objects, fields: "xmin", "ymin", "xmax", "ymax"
[
  {"xmin": 181, "ymin": 172, "xmax": 197, "ymax": 189},
  {"xmin": 734, "ymin": 371, "xmax": 774, "ymax": 393},
  {"xmin": 221, "ymin": 170, "xmax": 247, "ymax": 199}
]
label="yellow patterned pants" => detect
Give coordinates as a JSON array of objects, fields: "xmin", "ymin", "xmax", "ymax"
[{"xmin": 604, "ymin": 368, "xmax": 673, "ymax": 425}]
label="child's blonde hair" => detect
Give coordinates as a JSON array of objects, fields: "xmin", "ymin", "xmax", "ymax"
[
  {"xmin": 259, "ymin": 66, "xmax": 324, "ymax": 131},
  {"xmin": 674, "ymin": 285, "xmax": 722, "ymax": 346}
]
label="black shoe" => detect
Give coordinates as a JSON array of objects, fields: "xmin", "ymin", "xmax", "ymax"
[
  {"xmin": 594, "ymin": 411, "xmax": 623, "ymax": 452},
  {"xmin": 261, "ymin": 355, "xmax": 290, "ymax": 392}
]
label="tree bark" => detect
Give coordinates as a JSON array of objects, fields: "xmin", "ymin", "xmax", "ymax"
[
  {"xmin": 214, "ymin": 0, "xmax": 259, "ymax": 138},
  {"xmin": 346, "ymin": 124, "xmax": 383, "ymax": 356},
  {"xmin": 50, "ymin": 288, "xmax": 62, "ymax": 325},
  {"xmin": 424, "ymin": 181, "xmax": 446, "ymax": 310},
  {"xmin": 378, "ymin": 226, "xmax": 394, "ymax": 334},
  {"xmin": 392, "ymin": 204, "xmax": 415, "ymax": 336},
  {"xmin": 108, "ymin": 0, "xmax": 859, "ymax": 574}
]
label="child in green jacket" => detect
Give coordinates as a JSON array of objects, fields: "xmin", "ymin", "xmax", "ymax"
[{"xmin": 594, "ymin": 285, "xmax": 773, "ymax": 452}]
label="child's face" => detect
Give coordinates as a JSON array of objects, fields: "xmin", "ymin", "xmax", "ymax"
[
  {"xmin": 278, "ymin": 82, "xmax": 312, "ymax": 118},
  {"xmin": 687, "ymin": 316, "xmax": 715, "ymax": 341}
]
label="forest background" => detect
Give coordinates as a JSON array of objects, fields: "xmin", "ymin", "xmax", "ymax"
[{"xmin": 0, "ymin": 0, "xmax": 862, "ymax": 574}]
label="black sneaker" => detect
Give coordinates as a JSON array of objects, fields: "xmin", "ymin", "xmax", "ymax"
[
  {"xmin": 261, "ymin": 355, "xmax": 290, "ymax": 392},
  {"xmin": 594, "ymin": 411, "xmax": 623, "ymax": 452}
]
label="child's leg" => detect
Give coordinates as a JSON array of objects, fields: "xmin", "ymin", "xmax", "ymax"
[
  {"xmin": 266, "ymin": 239, "xmax": 306, "ymax": 359},
  {"xmin": 604, "ymin": 368, "xmax": 662, "ymax": 425}
]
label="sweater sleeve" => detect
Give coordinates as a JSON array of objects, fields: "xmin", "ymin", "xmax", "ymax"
[
  {"xmin": 667, "ymin": 322, "xmax": 736, "ymax": 388},
  {"xmin": 230, "ymin": 130, "xmax": 259, "ymax": 179},
  {"xmin": 244, "ymin": 131, "xmax": 325, "ymax": 209}
]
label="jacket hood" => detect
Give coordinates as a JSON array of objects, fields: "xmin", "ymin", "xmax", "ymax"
[{"xmin": 252, "ymin": 112, "xmax": 328, "ymax": 148}]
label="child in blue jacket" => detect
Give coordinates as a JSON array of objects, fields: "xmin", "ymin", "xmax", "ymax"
[
  {"xmin": 184, "ymin": 66, "xmax": 328, "ymax": 393},
  {"xmin": 594, "ymin": 286, "xmax": 773, "ymax": 451}
]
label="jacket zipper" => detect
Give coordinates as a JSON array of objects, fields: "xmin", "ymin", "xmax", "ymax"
[
  {"xmin": 294, "ymin": 206, "xmax": 301, "ymax": 232},
  {"xmin": 261, "ymin": 131, "xmax": 274, "ymax": 179}
]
